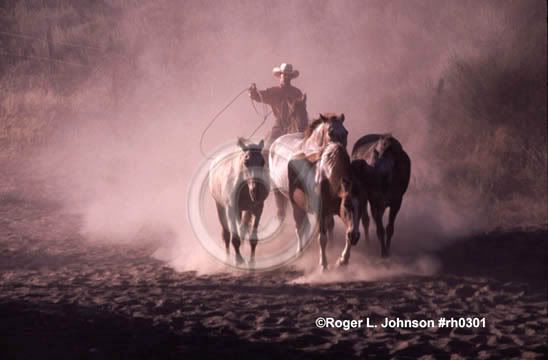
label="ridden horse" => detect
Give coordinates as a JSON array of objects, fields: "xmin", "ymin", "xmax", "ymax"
[
  {"xmin": 351, "ymin": 134, "xmax": 411, "ymax": 257},
  {"xmin": 287, "ymin": 142, "xmax": 362, "ymax": 269},
  {"xmin": 209, "ymin": 138, "xmax": 269, "ymax": 264}
]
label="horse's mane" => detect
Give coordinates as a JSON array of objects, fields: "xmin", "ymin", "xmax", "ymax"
[
  {"xmin": 317, "ymin": 143, "xmax": 352, "ymax": 195},
  {"xmin": 322, "ymin": 142, "xmax": 350, "ymax": 165},
  {"xmin": 304, "ymin": 117, "xmax": 324, "ymax": 139},
  {"xmin": 361, "ymin": 134, "xmax": 402, "ymax": 150}
]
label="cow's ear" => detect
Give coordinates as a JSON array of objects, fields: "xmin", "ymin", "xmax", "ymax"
[
  {"xmin": 237, "ymin": 137, "xmax": 247, "ymax": 150},
  {"xmin": 319, "ymin": 113, "xmax": 327, "ymax": 121},
  {"xmin": 340, "ymin": 113, "xmax": 345, "ymax": 123},
  {"xmin": 258, "ymin": 139, "xmax": 264, "ymax": 150}
]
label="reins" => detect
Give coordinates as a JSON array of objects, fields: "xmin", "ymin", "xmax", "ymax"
[{"xmin": 199, "ymin": 86, "xmax": 272, "ymax": 159}]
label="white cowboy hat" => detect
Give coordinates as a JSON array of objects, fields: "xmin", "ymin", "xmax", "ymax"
[{"xmin": 272, "ymin": 63, "xmax": 300, "ymax": 78}]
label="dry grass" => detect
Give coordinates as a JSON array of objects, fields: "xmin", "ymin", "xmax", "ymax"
[
  {"xmin": 428, "ymin": 3, "xmax": 547, "ymax": 227},
  {"xmin": 0, "ymin": 1, "xmax": 126, "ymax": 156}
]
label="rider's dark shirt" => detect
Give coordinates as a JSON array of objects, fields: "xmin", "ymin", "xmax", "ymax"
[{"xmin": 250, "ymin": 84, "xmax": 303, "ymax": 131}]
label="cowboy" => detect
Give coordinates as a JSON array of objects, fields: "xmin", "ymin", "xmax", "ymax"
[{"xmin": 249, "ymin": 63, "xmax": 306, "ymax": 146}]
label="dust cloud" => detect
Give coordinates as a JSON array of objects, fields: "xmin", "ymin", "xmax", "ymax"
[{"xmin": 28, "ymin": 0, "xmax": 545, "ymax": 276}]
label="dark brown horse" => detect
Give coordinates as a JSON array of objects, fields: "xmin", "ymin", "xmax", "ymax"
[
  {"xmin": 351, "ymin": 134, "xmax": 411, "ymax": 257},
  {"xmin": 209, "ymin": 138, "xmax": 269, "ymax": 264}
]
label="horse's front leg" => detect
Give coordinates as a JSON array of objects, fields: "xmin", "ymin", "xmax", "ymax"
[
  {"xmin": 385, "ymin": 199, "xmax": 402, "ymax": 257},
  {"xmin": 338, "ymin": 245, "xmax": 350, "ymax": 266},
  {"xmin": 334, "ymin": 215, "xmax": 351, "ymax": 266},
  {"xmin": 338, "ymin": 220, "xmax": 353, "ymax": 266},
  {"xmin": 215, "ymin": 203, "xmax": 231, "ymax": 255},
  {"xmin": 317, "ymin": 181, "xmax": 330, "ymax": 270},
  {"xmin": 291, "ymin": 201, "xmax": 309, "ymax": 254},
  {"xmin": 249, "ymin": 203, "xmax": 264, "ymax": 265},
  {"xmin": 227, "ymin": 205, "xmax": 244, "ymax": 265},
  {"xmin": 339, "ymin": 201, "xmax": 362, "ymax": 266},
  {"xmin": 318, "ymin": 215, "xmax": 328, "ymax": 271},
  {"xmin": 362, "ymin": 200, "xmax": 370, "ymax": 244},
  {"xmin": 327, "ymin": 216, "xmax": 334, "ymax": 245},
  {"xmin": 273, "ymin": 189, "xmax": 287, "ymax": 223},
  {"xmin": 239, "ymin": 210, "xmax": 251, "ymax": 243},
  {"xmin": 371, "ymin": 206, "xmax": 387, "ymax": 258},
  {"xmin": 338, "ymin": 229, "xmax": 360, "ymax": 266}
]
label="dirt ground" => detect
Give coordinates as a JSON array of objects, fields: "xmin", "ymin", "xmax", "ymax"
[{"xmin": 0, "ymin": 162, "xmax": 546, "ymax": 359}]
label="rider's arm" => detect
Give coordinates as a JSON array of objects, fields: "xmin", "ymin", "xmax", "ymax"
[{"xmin": 249, "ymin": 85, "xmax": 275, "ymax": 105}]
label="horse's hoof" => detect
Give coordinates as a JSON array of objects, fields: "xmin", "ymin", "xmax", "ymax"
[
  {"xmin": 235, "ymin": 255, "xmax": 245, "ymax": 265},
  {"xmin": 349, "ymin": 233, "xmax": 360, "ymax": 246},
  {"xmin": 337, "ymin": 258, "xmax": 349, "ymax": 267},
  {"xmin": 319, "ymin": 261, "xmax": 328, "ymax": 271}
]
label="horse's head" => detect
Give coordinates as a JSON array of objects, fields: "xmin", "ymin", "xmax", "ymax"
[
  {"xmin": 319, "ymin": 113, "xmax": 348, "ymax": 147},
  {"xmin": 339, "ymin": 177, "xmax": 362, "ymax": 246},
  {"xmin": 374, "ymin": 134, "xmax": 393, "ymax": 157},
  {"xmin": 237, "ymin": 137, "xmax": 266, "ymax": 202}
]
